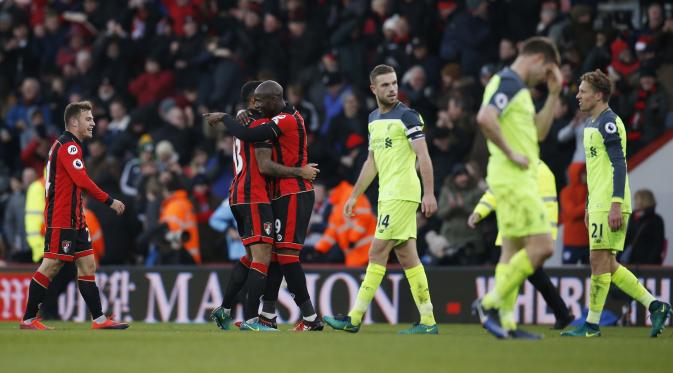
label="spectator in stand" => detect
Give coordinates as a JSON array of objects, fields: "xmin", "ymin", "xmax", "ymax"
[
  {"xmin": 440, "ymin": 0, "xmax": 492, "ymax": 77},
  {"xmin": 622, "ymin": 189, "xmax": 666, "ymax": 265},
  {"xmin": 435, "ymin": 164, "xmax": 484, "ymax": 265},
  {"xmin": 20, "ymin": 121, "xmax": 54, "ymax": 178},
  {"xmin": 159, "ymin": 172, "xmax": 200, "ymax": 265},
  {"xmin": 208, "ymin": 198, "xmax": 245, "ymax": 262},
  {"xmin": 7, "ymin": 78, "xmax": 53, "ymax": 133},
  {"xmin": 151, "ymin": 105, "xmax": 198, "ymax": 165},
  {"xmin": 623, "ymin": 66, "xmax": 668, "ymax": 155},
  {"xmin": 327, "ymin": 92, "xmax": 367, "ymax": 158},
  {"xmin": 541, "ymin": 95, "xmax": 576, "ymax": 192},
  {"xmin": 192, "ymin": 173, "xmax": 218, "ymax": 262},
  {"xmin": 496, "ymin": 38, "xmax": 517, "ymax": 71},
  {"xmin": 320, "ymin": 71, "xmax": 352, "ymax": 136},
  {"xmin": 3, "ymin": 168, "xmax": 36, "ymax": 262},
  {"xmin": 401, "ymin": 65, "xmax": 437, "ymax": 126},
  {"xmin": 128, "ymin": 56, "xmax": 175, "ymax": 106},
  {"xmin": 287, "ymin": 83, "xmax": 320, "ymax": 133},
  {"xmin": 559, "ymin": 163, "xmax": 589, "ymax": 265},
  {"xmin": 313, "ymin": 181, "xmax": 375, "ymax": 267},
  {"xmin": 376, "ymin": 14, "xmax": 411, "ymax": 71},
  {"xmin": 409, "ymin": 37, "xmax": 441, "ymax": 89}
]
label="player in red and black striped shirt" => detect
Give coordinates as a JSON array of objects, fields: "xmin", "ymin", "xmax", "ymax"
[
  {"xmin": 20, "ymin": 101, "xmax": 128, "ymax": 330},
  {"xmin": 205, "ymin": 82, "xmax": 318, "ymax": 330},
  {"xmin": 215, "ymin": 80, "xmax": 323, "ymax": 331}
]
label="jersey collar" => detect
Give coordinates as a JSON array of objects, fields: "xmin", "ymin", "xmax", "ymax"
[{"xmin": 61, "ymin": 131, "xmax": 83, "ymax": 147}]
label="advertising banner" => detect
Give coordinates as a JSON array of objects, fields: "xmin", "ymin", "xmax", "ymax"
[{"xmin": 1, "ymin": 266, "xmax": 670, "ymax": 326}]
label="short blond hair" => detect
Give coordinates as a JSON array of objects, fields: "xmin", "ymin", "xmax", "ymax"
[{"xmin": 64, "ymin": 101, "xmax": 93, "ymax": 128}]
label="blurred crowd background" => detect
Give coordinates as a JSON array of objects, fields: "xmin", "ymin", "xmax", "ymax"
[{"xmin": 0, "ymin": 0, "xmax": 670, "ymax": 267}]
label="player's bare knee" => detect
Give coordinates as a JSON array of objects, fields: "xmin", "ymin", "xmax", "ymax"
[
  {"xmin": 40, "ymin": 260, "xmax": 63, "ymax": 279},
  {"xmin": 76, "ymin": 257, "xmax": 96, "ymax": 276}
]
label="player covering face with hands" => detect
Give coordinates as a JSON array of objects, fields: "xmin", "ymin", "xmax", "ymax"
[{"xmin": 473, "ymin": 37, "xmax": 564, "ymax": 339}]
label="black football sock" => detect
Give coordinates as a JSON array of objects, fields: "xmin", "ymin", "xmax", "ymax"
[
  {"xmin": 221, "ymin": 257, "xmax": 251, "ymax": 309},
  {"xmin": 78, "ymin": 275, "xmax": 103, "ymax": 320},
  {"xmin": 23, "ymin": 271, "xmax": 51, "ymax": 321}
]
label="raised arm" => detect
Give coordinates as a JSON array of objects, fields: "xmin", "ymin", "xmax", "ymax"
[
  {"xmin": 534, "ymin": 65, "xmax": 562, "ymax": 140},
  {"xmin": 205, "ymin": 113, "xmax": 281, "ymax": 143}
]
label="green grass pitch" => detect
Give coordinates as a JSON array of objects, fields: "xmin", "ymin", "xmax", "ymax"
[{"xmin": 1, "ymin": 322, "xmax": 671, "ymax": 373}]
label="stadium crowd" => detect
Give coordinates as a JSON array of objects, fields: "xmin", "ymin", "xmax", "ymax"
[{"xmin": 0, "ymin": 0, "xmax": 670, "ymax": 266}]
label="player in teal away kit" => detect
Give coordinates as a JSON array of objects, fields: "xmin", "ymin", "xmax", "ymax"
[
  {"xmin": 561, "ymin": 70, "xmax": 671, "ymax": 338},
  {"xmin": 323, "ymin": 64, "xmax": 438, "ymax": 334},
  {"xmin": 473, "ymin": 37, "xmax": 563, "ymax": 339}
]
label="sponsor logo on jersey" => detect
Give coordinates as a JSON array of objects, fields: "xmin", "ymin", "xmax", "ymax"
[
  {"xmin": 67, "ymin": 145, "xmax": 78, "ymax": 155},
  {"xmin": 385, "ymin": 137, "xmax": 392, "ymax": 148},
  {"xmin": 73, "ymin": 159, "xmax": 84, "ymax": 169},
  {"xmin": 589, "ymin": 147, "xmax": 597, "ymax": 158}
]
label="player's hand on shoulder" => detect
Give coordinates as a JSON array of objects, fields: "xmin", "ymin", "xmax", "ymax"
[
  {"xmin": 467, "ymin": 212, "xmax": 481, "ymax": 229},
  {"xmin": 110, "ymin": 199, "xmax": 125, "ymax": 216},
  {"xmin": 508, "ymin": 152, "xmax": 529, "ymax": 169},
  {"xmin": 299, "ymin": 163, "xmax": 319, "ymax": 181},
  {"xmin": 203, "ymin": 112, "xmax": 228, "ymax": 127},
  {"xmin": 421, "ymin": 194, "xmax": 438, "ymax": 218}
]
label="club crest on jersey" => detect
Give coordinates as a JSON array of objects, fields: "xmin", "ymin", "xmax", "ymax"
[
  {"xmin": 67, "ymin": 145, "xmax": 78, "ymax": 155},
  {"xmin": 604, "ymin": 122, "xmax": 617, "ymax": 134},
  {"xmin": 73, "ymin": 159, "xmax": 84, "ymax": 169},
  {"xmin": 264, "ymin": 222, "xmax": 272, "ymax": 235},
  {"xmin": 62, "ymin": 240, "xmax": 71, "ymax": 253}
]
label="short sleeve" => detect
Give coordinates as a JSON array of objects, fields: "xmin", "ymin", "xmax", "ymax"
[
  {"xmin": 400, "ymin": 109, "xmax": 425, "ymax": 141},
  {"xmin": 486, "ymin": 76, "xmax": 522, "ymax": 114}
]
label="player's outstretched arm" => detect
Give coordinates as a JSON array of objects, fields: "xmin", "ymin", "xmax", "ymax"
[
  {"xmin": 477, "ymin": 105, "xmax": 529, "ymax": 169},
  {"xmin": 204, "ymin": 113, "xmax": 280, "ymax": 143},
  {"xmin": 411, "ymin": 138, "xmax": 437, "ymax": 217},
  {"xmin": 534, "ymin": 65, "xmax": 562, "ymax": 140},
  {"xmin": 344, "ymin": 151, "xmax": 377, "ymax": 217},
  {"xmin": 254, "ymin": 148, "xmax": 318, "ymax": 180}
]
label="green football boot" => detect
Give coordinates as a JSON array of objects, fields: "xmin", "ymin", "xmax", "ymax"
[
  {"xmin": 323, "ymin": 315, "xmax": 360, "ymax": 333},
  {"xmin": 398, "ymin": 323, "xmax": 439, "ymax": 335},
  {"xmin": 210, "ymin": 307, "xmax": 233, "ymax": 330},
  {"xmin": 649, "ymin": 301, "xmax": 672, "ymax": 338},
  {"xmin": 560, "ymin": 322, "xmax": 601, "ymax": 338},
  {"xmin": 239, "ymin": 319, "xmax": 279, "ymax": 332}
]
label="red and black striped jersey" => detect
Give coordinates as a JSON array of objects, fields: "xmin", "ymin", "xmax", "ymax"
[
  {"xmin": 266, "ymin": 105, "xmax": 312, "ymax": 199},
  {"xmin": 229, "ymin": 119, "xmax": 272, "ymax": 205},
  {"xmin": 44, "ymin": 131, "xmax": 113, "ymax": 229}
]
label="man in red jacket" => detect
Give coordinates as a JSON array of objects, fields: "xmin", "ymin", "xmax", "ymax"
[{"xmin": 20, "ymin": 101, "xmax": 129, "ymax": 330}]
